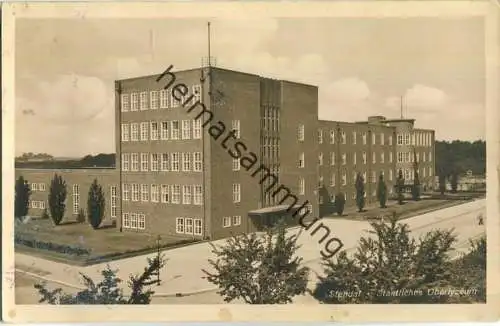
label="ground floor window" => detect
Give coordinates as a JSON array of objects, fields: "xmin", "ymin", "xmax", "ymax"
[
  {"xmin": 122, "ymin": 212, "xmax": 146, "ymax": 230},
  {"xmin": 223, "ymin": 216, "xmax": 231, "ymax": 228},
  {"xmin": 232, "ymin": 215, "xmax": 241, "ymax": 226},
  {"xmin": 176, "ymin": 217, "xmax": 202, "ymax": 235}
]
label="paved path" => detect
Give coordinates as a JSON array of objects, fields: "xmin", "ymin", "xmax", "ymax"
[{"xmin": 16, "ymin": 199, "xmax": 485, "ymax": 298}]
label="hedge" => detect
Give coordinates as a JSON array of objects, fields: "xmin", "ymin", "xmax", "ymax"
[{"xmin": 14, "ymin": 234, "xmax": 91, "ymax": 256}]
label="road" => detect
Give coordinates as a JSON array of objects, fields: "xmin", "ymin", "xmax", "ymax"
[{"xmin": 15, "ymin": 199, "xmax": 485, "ymax": 304}]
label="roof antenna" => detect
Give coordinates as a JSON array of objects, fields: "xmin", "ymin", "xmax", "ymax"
[{"xmin": 400, "ymin": 95, "xmax": 404, "ymax": 119}]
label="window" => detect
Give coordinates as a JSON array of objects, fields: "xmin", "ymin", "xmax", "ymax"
[
  {"xmin": 141, "ymin": 184, "xmax": 149, "ymax": 202},
  {"xmin": 380, "ymin": 133, "xmax": 385, "ymax": 145},
  {"xmin": 353, "ymin": 152, "xmax": 357, "ymax": 165},
  {"xmin": 318, "ymin": 130, "xmax": 323, "ymax": 144},
  {"xmin": 182, "ymin": 153, "xmax": 192, "ymax": 171},
  {"xmin": 380, "ymin": 152, "xmax": 385, "ymax": 163},
  {"xmin": 330, "ymin": 174, "xmax": 336, "ymax": 186},
  {"xmin": 150, "ymin": 153, "xmax": 159, "ymax": 171},
  {"xmin": 193, "ymin": 152, "xmax": 202, "ymax": 172},
  {"xmin": 123, "ymin": 213, "xmax": 131, "ymax": 228},
  {"xmin": 132, "ymin": 184, "xmax": 139, "ymax": 201},
  {"xmin": 72, "ymin": 184, "xmax": 79, "ymax": 214},
  {"xmin": 404, "ymin": 133, "xmax": 410, "ymax": 145},
  {"xmin": 138, "ymin": 214, "xmax": 146, "ymax": 230},
  {"xmin": 299, "ymin": 152, "xmax": 305, "ymax": 168},
  {"xmin": 122, "ymin": 184, "xmax": 130, "ymax": 201},
  {"xmin": 232, "ymin": 120, "xmax": 241, "ymax": 139},
  {"xmin": 150, "ymin": 91, "xmax": 159, "ymax": 110},
  {"xmin": 183, "ymin": 185, "xmax": 192, "ymax": 204},
  {"xmin": 161, "ymin": 153, "xmax": 170, "ymax": 171},
  {"xmin": 39, "ymin": 183, "xmax": 46, "ymax": 191},
  {"xmin": 330, "ymin": 152, "xmax": 335, "ymax": 166},
  {"xmin": 131, "ymin": 123, "xmax": 139, "ymax": 141},
  {"xmin": 298, "ymin": 124, "xmax": 305, "ymax": 141},
  {"xmin": 397, "ymin": 133, "xmax": 403, "ymax": 145},
  {"xmin": 341, "ymin": 131, "xmax": 346, "ymax": 144},
  {"xmin": 362, "ymin": 152, "xmax": 367, "ymax": 164},
  {"xmin": 342, "ymin": 170, "xmax": 347, "ymax": 186},
  {"xmin": 160, "ymin": 121, "xmax": 169, "ymax": 140},
  {"xmin": 411, "ymin": 133, "xmax": 416, "ymax": 146},
  {"xmin": 150, "ymin": 185, "xmax": 159, "ymax": 203},
  {"xmin": 129, "ymin": 153, "xmax": 138, "ymax": 171},
  {"xmin": 193, "ymin": 119, "xmax": 202, "ymax": 139},
  {"xmin": 232, "ymin": 158, "xmax": 240, "ymax": 171},
  {"xmin": 150, "ymin": 122, "xmax": 159, "ymax": 140},
  {"xmin": 318, "ymin": 153, "xmax": 323, "ymax": 166},
  {"xmin": 140, "ymin": 92, "xmax": 149, "ymax": 110},
  {"xmin": 342, "ymin": 153, "xmax": 347, "ymax": 165},
  {"xmin": 140, "ymin": 122, "xmax": 149, "ymax": 141},
  {"xmin": 183, "ymin": 218, "xmax": 193, "ymax": 234},
  {"xmin": 429, "ymin": 167, "xmax": 433, "ymax": 176},
  {"xmin": 172, "ymin": 185, "xmax": 181, "ymax": 204},
  {"xmin": 429, "ymin": 152, "xmax": 432, "ymax": 162},
  {"xmin": 194, "ymin": 185, "xmax": 203, "ymax": 205},
  {"xmin": 122, "ymin": 154, "xmax": 130, "ymax": 172},
  {"xmin": 352, "ymin": 131, "xmax": 357, "ymax": 144},
  {"xmin": 232, "ymin": 183, "xmax": 241, "ymax": 203},
  {"xmin": 423, "ymin": 152, "xmax": 426, "ymax": 162},
  {"xmin": 232, "ymin": 216, "xmax": 241, "ymax": 226},
  {"xmin": 398, "ymin": 152, "xmax": 404, "ymax": 163},
  {"xmin": 110, "ymin": 186, "xmax": 117, "ymax": 218},
  {"xmin": 171, "ymin": 121, "xmax": 180, "ymax": 139},
  {"xmin": 319, "ymin": 176, "xmax": 324, "ymax": 187},
  {"xmin": 171, "ymin": 90, "xmax": 181, "ymax": 107},
  {"xmin": 194, "ymin": 219, "xmax": 203, "ymax": 235},
  {"xmin": 160, "ymin": 90, "xmax": 169, "ymax": 108},
  {"xmin": 330, "ymin": 130, "xmax": 335, "ymax": 144},
  {"xmin": 372, "ymin": 152, "xmax": 376, "ymax": 164},
  {"xmin": 121, "ymin": 124, "xmax": 129, "ymax": 142},
  {"xmin": 389, "ymin": 135, "xmax": 393, "ymax": 146},
  {"xmin": 223, "ymin": 216, "xmax": 231, "ymax": 228},
  {"xmin": 389, "ymin": 169, "xmax": 393, "ymax": 181},
  {"xmin": 31, "ymin": 183, "xmax": 38, "ymax": 191},
  {"xmin": 423, "ymin": 168, "xmax": 427, "ymax": 178},
  {"xmin": 161, "ymin": 185, "xmax": 170, "ymax": 203},
  {"xmin": 362, "ymin": 132, "xmax": 367, "ymax": 145},
  {"xmin": 363, "ymin": 171, "xmax": 367, "ymax": 184},
  {"xmin": 372, "ymin": 133, "xmax": 376, "ymax": 145},
  {"xmin": 192, "ymin": 85, "xmax": 202, "ymax": 104},
  {"xmin": 299, "ymin": 178, "xmax": 305, "ymax": 195},
  {"xmin": 176, "ymin": 218, "xmax": 185, "ymax": 233},
  {"xmin": 131, "ymin": 93, "xmax": 139, "ymax": 111},
  {"xmin": 371, "ymin": 171, "xmax": 376, "ymax": 183},
  {"xmin": 140, "ymin": 153, "xmax": 149, "ymax": 171},
  {"xmin": 121, "ymin": 94, "xmax": 130, "ymax": 112},
  {"xmin": 182, "ymin": 120, "xmax": 191, "ymax": 139},
  {"xmin": 171, "ymin": 153, "xmax": 180, "ymax": 171}
]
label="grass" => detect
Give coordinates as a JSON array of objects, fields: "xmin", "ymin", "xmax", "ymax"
[{"xmin": 15, "ymin": 218, "xmax": 201, "ymax": 266}]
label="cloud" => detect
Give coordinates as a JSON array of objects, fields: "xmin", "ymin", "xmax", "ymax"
[{"xmin": 386, "ymin": 84, "xmax": 448, "ymax": 112}]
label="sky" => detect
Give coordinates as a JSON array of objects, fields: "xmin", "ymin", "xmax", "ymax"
[{"xmin": 15, "ymin": 17, "xmax": 487, "ymax": 157}]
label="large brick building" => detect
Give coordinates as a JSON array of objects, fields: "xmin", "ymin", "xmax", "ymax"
[{"xmin": 15, "ymin": 66, "xmax": 435, "ymax": 241}]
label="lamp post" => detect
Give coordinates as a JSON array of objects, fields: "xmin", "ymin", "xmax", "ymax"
[{"xmin": 156, "ymin": 235, "xmax": 161, "ymax": 285}]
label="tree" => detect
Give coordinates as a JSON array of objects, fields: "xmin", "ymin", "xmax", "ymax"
[
  {"xmin": 355, "ymin": 172, "xmax": 365, "ymax": 212},
  {"xmin": 34, "ymin": 255, "xmax": 166, "ymax": 304},
  {"xmin": 396, "ymin": 169, "xmax": 405, "ymax": 205},
  {"xmin": 312, "ymin": 213, "xmax": 460, "ymax": 303},
  {"xmin": 412, "ymin": 150, "xmax": 421, "ymax": 201},
  {"xmin": 87, "ymin": 179, "xmax": 106, "ymax": 229},
  {"xmin": 202, "ymin": 221, "xmax": 309, "ymax": 304},
  {"xmin": 48, "ymin": 174, "xmax": 67, "ymax": 225},
  {"xmin": 376, "ymin": 172, "xmax": 387, "ymax": 208},
  {"xmin": 450, "ymin": 173, "xmax": 459, "ymax": 193},
  {"xmin": 438, "ymin": 174, "xmax": 447, "ymax": 195},
  {"xmin": 335, "ymin": 193, "xmax": 346, "ymax": 216},
  {"xmin": 15, "ymin": 176, "xmax": 31, "ymax": 219}
]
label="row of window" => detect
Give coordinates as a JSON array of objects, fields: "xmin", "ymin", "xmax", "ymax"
[
  {"xmin": 176, "ymin": 217, "xmax": 203, "ymax": 235},
  {"xmin": 397, "ymin": 132, "xmax": 432, "ymax": 147},
  {"xmin": 222, "ymin": 216, "xmax": 242, "ymax": 228},
  {"xmin": 397, "ymin": 151, "xmax": 432, "ymax": 163},
  {"xmin": 29, "ymin": 200, "xmax": 46, "ymax": 209},
  {"xmin": 316, "ymin": 128, "xmax": 394, "ymax": 146},
  {"xmin": 120, "ymin": 85, "xmax": 202, "ymax": 112},
  {"xmin": 122, "ymin": 184, "xmax": 204, "ymax": 205},
  {"xmin": 31, "ymin": 183, "xmax": 46, "ymax": 192},
  {"xmin": 121, "ymin": 120, "xmax": 202, "ymax": 142},
  {"xmin": 71, "ymin": 185, "xmax": 117, "ymax": 218},
  {"xmin": 122, "ymin": 152, "xmax": 203, "ymax": 172},
  {"xmin": 122, "ymin": 213, "xmax": 146, "ymax": 230}
]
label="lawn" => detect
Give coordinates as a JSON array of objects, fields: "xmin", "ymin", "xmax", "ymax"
[{"xmin": 15, "ymin": 218, "xmax": 200, "ymax": 266}]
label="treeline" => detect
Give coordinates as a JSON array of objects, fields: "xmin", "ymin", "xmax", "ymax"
[
  {"xmin": 15, "ymin": 153, "xmax": 116, "ymax": 169},
  {"xmin": 435, "ymin": 140, "xmax": 486, "ymax": 177},
  {"xmin": 16, "ymin": 152, "xmax": 54, "ymax": 161}
]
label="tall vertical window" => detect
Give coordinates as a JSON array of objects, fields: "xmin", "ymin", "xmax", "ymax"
[
  {"xmin": 299, "ymin": 178, "xmax": 305, "ymax": 195},
  {"xmin": 318, "ymin": 130, "xmax": 323, "ymax": 144},
  {"xmin": 389, "ymin": 135, "xmax": 393, "ymax": 146},
  {"xmin": 341, "ymin": 131, "xmax": 346, "ymax": 144},
  {"xmin": 429, "ymin": 152, "xmax": 432, "ymax": 162},
  {"xmin": 352, "ymin": 131, "xmax": 357, "ymax": 144},
  {"xmin": 138, "ymin": 214, "xmax": 146, "ymax": 230},
  {"xmin": 362, "ymin": 132, "xmax": 367, "ymax": 145},
  {"xmin": 318, "ymin": 153, "xmax": 323, "ymax": 166},
  {"xmin": 176, "ymin": 218, "xmax": 184, "ymax": 233},
  {"xmin": 193, "ymin": 152, "xmax": 202, "ymax": 172},
  {"xmin": 161, "ymin": 185, "xmax": 170, "ymax": 203},
  {"xmin": 389, "ymin": 169, "xmax": 393, "ymax": 181},
  {"xmin": 140, "ymin": 153, "xmax": 149, "ymax": 171},
  {"xmin": 192, "ymin": 85, "xmax": 202, "ymax": 104},
  {"xmin": 161, "ymin": 153, "xmax": 170, "ymax": 171},
  {"xmin": 232, "ymin": 120, "xmax": 241, "ymax": 139},
  {"xmin": 131, "ymin": 123, "xmax": 139, "ymax": 141},
  {"xmin": 423, "ymin": 152, "xmax": 426, "ymax": 162},
  {"xmin": 140, "ymin": 122, "xmax": 149, "ymax": 141},
  {"xmin": 171, "ymin": 121, "xmax": 180, "ymax": 139},
  {"xmin": 171, "ymin": 153, "xmax": 180, "ymax": 171},
  {"xmin": 72, "ymin": 184, "xmax": 79, "ymax": 214},
  {"xmin": 353, "ymin": 152, "xmax": 357, "ymax": 165},
  {"xmin": 298, "ymin": 124, "xmax": 305, "ymax": 141},
  {"xmin": 151, "ymin": 184, "xmax": 159, "ymax": 203},
  {"xmin": 330, "ymin": 152, "xmax": 335, "ymax": 166},
  {"xmin": 122, "ymin": 184, "xmax": 130, "ymax": 201},
  {"xmin": 140, "ymin": 92, "xmax": 149, "ymax": 110},
  {"xmin": 429, "ymin": 167, "xmax": 433, "ymax": 176},
  {"xmin": 397, "ymin": 134, "xmax": 403, "ymax": 145},
  {"xmin": 131, "ymin": 153, "xmax": 139, "ymax": 171},
  {"xmin": 121, "ymin": 124, "xmax": 129, "ymax": 142},
  {"xmin": 182, "ymin": 153, "xmax": 192, "ymax": 171},
  {"xmin": 380, "ymin": 133, "xmax": 385, "ymax": 145},
  {"xmin": 380, "ymin": 152, "xmax": 385, "ymax": 163},
  {"xmin": 194, "ymin": 185, "xmax": 203, "ymax": 205},
  {"xmin": 372, "ymin": 133, "xmax": 376, "ymax": 145},
  {"xmin": 372, "ymin": 152, "xmax": 376, "ymax": 164},
  {"xmin": 182, "ymin": 185, "xmax": 192, "ymax": 204},
  {"xmin": 330, "ymin": 130, "xmax": 335, "ymax": 144},
  {"xmin": 182, "ymin": 120, "xmax": 191, "ymax": 139},
  {"xmin": 299, "ymin": 152, "xmax": 305, "ymax": 168},
  {"xmin": 342, "ymin": 170, "xmax": 347, "ymax": 185},
  {"xmin": 150, "ymin": 91, "xmax": 159, "ymax": 110},
  {"xmin": 150, "ymin": 122, "xmax": 159, "ymax": 140},
  {"xmin": 193, "ymin": 119, "xmax": 202, "ymax": 139},
  {"xmin": 110, "ymin": 186, "xmax": 117, "ymax": 218},
  {"xmin": 342, "ymin": 153, "xmax": 347, "ymax": 165},
  {"xmin": 171, "ymin": 90, "xmax": 180, "ymax": 107},
  {"xmin": 330, "ymin": 174, "xmax": 336, "ymax": 187},
  {"xmin": 171, "ymin": 185, "xmax": 181, "ymax": 204},
  {"xmin": 160, "ymin": 90, "xmax": 169, "ymax": 108},
  {"xmin": 151, "ymin": 153, "xmax": 159, "ymax": 171},
  {"xmin": 131, "ymin": 93, "xmax": 139, "ymax": 111},
  {"xmin": 141, "ymin": 184, "xmax": 149, "ymax": 202},
  {"xmin": 411, "ymin": 133, "xmax": 416, "ymax": 146},
  {"xmin": 160, "ymin": 121, "xmax": 169, "ymax": 140},
  {"xmin": 184, "ymin": 218, "xmax": 194, "ymax": 234},
  {"xmin": 194, "ymin": 219, "xmax": 203, "ymax": 235},
  {"xmin": 132, "ymin": 184, "xmax": 139, "ymax": 202},
  {"xmin": 121, "ymin": 94, "xmax": 130, "ymax": 112},
  {"xmin": 121, "ymin": 153, "xmax": 130, "ymax": 171},
  {"xmin": 122, "ymin": 213, "xmax": 130, "ymax": 229},
  {"xmin": 362, "ymin": 152, "xmax": 367, "ymax": 164},
  {"xmin": 404, "ymin": 133, "xmax": 410, "ymax": 145},
  {"xmin": 232, "ymin": 158, "xmax": 240, "ymax": 171},
  {"xmin": 232, "ymin": 183, "xmax": 241, "ymax": 203}
]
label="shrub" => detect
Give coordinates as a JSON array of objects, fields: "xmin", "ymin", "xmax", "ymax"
[
  {"xmin": 14, "ymin": 234, "xmax": 91, "ymax": 256},
  {"xmin": 76, "ymin": 208, "xmax": 86, "ymax": 224},
  {"xmin": 87, "ymin": 179, "xmax": 105, "ymax": 229},
  {"xmin": 15, "ymin": 176, "xmax": 31, "ymax": 219},
  {"xmin": 334, "ymin": 193, "xmax": 345, "ymax": 216},
  {"xmin": 41, "ymin": 208, "xmax": 50, "ymax": 220},
  {"xmin": 48, "ymin": 174, "xmax": 67, "ymax": 225}
]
